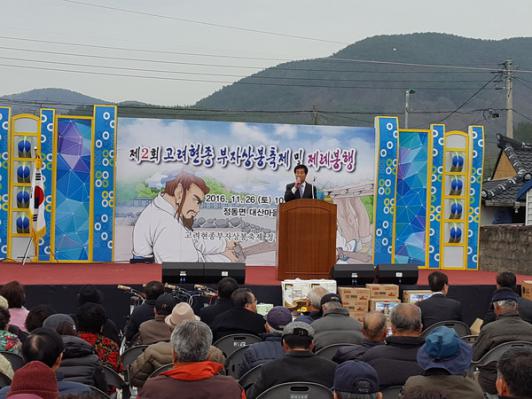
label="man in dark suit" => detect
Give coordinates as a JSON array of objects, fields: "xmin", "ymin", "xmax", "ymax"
[
  {"xmin": 198, "ymin": 277, "xmax": 239, "ymax": 328},
  {"xmin": 284, "ymin": 164, "xmax": 317, "ymax": 202},
  {"xmin": 417, "ymin": 271, "xmax": 462, "ymax": 329}
]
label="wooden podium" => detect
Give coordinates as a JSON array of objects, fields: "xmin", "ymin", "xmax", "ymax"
[{"xmin": 276, "ymin": 199, "xmax": 337, "ymax": 280}]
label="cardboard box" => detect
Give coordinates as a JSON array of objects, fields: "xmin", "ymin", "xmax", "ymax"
[
  {"xmin": 338, "ymin": 287, "xmax": 371, "ymax": 302},
  {"xmin": 522, "ymin": 281, "xmax": 532, "ymax": 301},
  {"xmin": 281, "ymin": 279, "xmax": 337, "ymax": 309},
  {"xmin": 366, "ymin": 284, "xmax": 400, "ymax": 299},
  {"xmin": 403, "ymin": 290, "xmax": 432, "ymax": 304},
  {"xmin": 344, "ymin": 303, "xmax": 369, "ymax": 313},
  {"xmin": 369, "ymin": 299, "xmax": 401, "ymax": 316}
]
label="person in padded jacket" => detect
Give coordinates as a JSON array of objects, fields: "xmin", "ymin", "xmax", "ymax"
[{"xmin": 43, "ymin": 313, "xmax": 107, "ymax": 392}]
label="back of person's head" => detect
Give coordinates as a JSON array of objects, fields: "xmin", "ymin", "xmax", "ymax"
[
  {"xmin": 363, "ymin": 312, "xmax": 387, "ymax": 342},
  {"xmin": 390, "ymin": 303, "xmax": 422, "ymax": 334},
  {"xmin": 496, "ymin": 271, "xmax": 517, "ymax": 290},
  {"xmin": 171, "ymin": 320, "xmax": 212, "ymax": 363},
  {"xmin": 25, "ymin": 305, "xmax": 55, "ymax": 332},
  {"xmin": 154, "ymin": 293, "xmax": 176, "ymax": 316},
  {"xmin": 0, "ymin": 281, "xmax": 25, "ymax": 308},
  {"xmin": 22, "ymin": 328, "xmax": 64, "ymax": 368},
  {"xmin": 7, "ymin": 360, "xmax": 59, "ymax": 399},
  {"xmin": 0, "ymin": 307, "xmax": 10, "ymax": 330},
  {"xmin": 231, "ymin": 288, "xmax": 256, "ymax": 308},
  {"xmin": 76, "ymin": 303, "xmax": 106, "ymax": 334},
  {"xmin": 282, "ymin": 321, "xmax": 314, "ymax": 351},
  {"xmin": 428, "ymin": 271, "xmax": 448, "ymax": 292},
  {"xmin": 307, "ymin": 286, "xmax": 329, "ymax": 309},
  {"xmin": 144, "ymin": 281, "xmax": 164, "ymax": 301},
  {"xmin": 217, "ymin": 277, "xmax": 239, "ymax": 299},
  {"xmin": 77, "ymin": 286, "xmax": 103, "ymax": 305},
  {"xmin": 42, "ymin": 314, "xmax": 77, "ymax": 336},
  {"xmin": 400, "ymin": 387, "xmax": 448, "ymax": 399},
  {"xmin": 496, "ymin": 348, "xmax": 532, "ymax": 398}
]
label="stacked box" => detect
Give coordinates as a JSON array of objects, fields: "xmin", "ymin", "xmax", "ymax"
[
  {"xmin": 366, "ymin": 284, "xmax": 400, "ymax": 299},
  {"xmin": 281, "ymin": 279, "xmax": 337, "ymax": 309},
  {"xmin": 522, "ymin": 281, "xmax": 532, "ymax": 301},
  {"xmin": 338, "ymin": 287, "xmax": 370, "ymax": 321},
  {"xmin": 403, "ymin": 290, "xmax": 432, "ymax": 304},
  {"xmin": 369, "ymin": 298, "xmax": 401, "ymax": 314}
]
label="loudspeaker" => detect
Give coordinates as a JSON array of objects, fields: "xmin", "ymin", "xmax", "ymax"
[
  {"xmin": 376, "ymin": 264, "xmax": 419, "ymax": 285},
  {"xmin": 204, "ymin": 263, "xmax": 245, "ymax": 284},
  {"xmin": 162, "ymin": 262, "xmax": 204, "ymax": 284},
  {"xmin": 331, "ymin": 264, "xmax": 376, "ymax": 286}
]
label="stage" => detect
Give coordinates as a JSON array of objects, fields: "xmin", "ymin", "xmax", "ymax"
[{"xmin": 1, "ymin": 262, "xmax": 531, "ymax": 329}]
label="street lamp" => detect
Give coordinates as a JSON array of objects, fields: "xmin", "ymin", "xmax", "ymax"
[{"xmin": 405, "ymin": 89, "xmax": 415, "ymax": 128}]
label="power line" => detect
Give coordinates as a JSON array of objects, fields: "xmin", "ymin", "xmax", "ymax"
[
  {"xmin": 0, "ymin": 55, "xmax": 495, "ymax": 85},
  {"xmin": 59, "ymin": 0, "xmax": 348, "ymax": 46},
  {"xmin": 0, "ymin": 62, "xmax": 498, "ymax": 91},
  {"xmin": 438, "ymin": 74, "xmax": 500, "ymax": 122}
]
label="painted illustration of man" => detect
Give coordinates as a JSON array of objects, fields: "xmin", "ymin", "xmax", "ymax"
[{"xmin": 132, "ymin": 172, "xmax": 237, "ymax": 263}]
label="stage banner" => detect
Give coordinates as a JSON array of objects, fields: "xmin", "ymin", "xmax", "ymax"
[
  {"xmin": 428, "ymin": 124, "xmax": 445, "ymax": 268},
  {"xmin": 373, "ymin": 117, "xmax": 398, "ymax": 264},
  {"xmin": 51, "ymin": 117, "xmax": 93, "ymax": 261},
  {"xmin": 0, "ymin": 107, "xmax": 10, "ymax": 259},
  {"xmin": 92, "ymin": 106, "xmax": 117, "ymax": 262},
  {"xmin": 394, "ymin": 130, "xmax": 430, "ymax": 266},
  {"xmin": 115, "ymin": 118, "xmax": 375, "ymax": 266},
  {"xmin": 38, "ymin": 109, "xmax": 54, "ymax": 261},
  {"xmin": 467, "ymin": 125, "xmax": 484, "ymax": 270}
]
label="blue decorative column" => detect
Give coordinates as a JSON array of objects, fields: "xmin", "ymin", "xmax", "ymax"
[
  {"xmin": 467, "ymin": 126, "xmax": 484, "ymax": 270},
  {"xmin": 0, "ymin": 107, "xmax": 10, "ymax": 259},
  {"xmin": 39, "ymin": 109, "xmax": 55, "ymax": 261},
  {"xmin": 428, "ymin": 124, "xmax": 444, "ymax": 268}
]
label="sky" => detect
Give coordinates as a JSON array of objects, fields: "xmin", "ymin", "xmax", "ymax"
[{"xmin": 3, "ymin": 0, "xmax": 532, "ymax": 106}]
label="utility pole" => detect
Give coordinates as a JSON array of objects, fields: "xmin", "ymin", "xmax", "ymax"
[
  {"xmin": 312, "ymin": 105, "xmax": 319, "ymax": 125},
  {"xmin": 503, "ymin": 60, "xmax": 513, "ymax": 138},
  {"xmin": 404, "ymin": 89, "xmax": 415, "ymax": 128}
]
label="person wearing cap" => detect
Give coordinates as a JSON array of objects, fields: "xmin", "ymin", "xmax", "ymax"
[
  {"xmin": 311, "ymin": 293, "xmax": 363, "ymax": 350},
  {"xmin": 6, "ymin": 361, "xmax": 59, "ymax": 399},
  {"xmin": 199, "ymin": 277, "xmax": 239, "ymax": 328},
  {"xmin": 483, "ymin": 271, "xmax": 532, "ymax": 326},
  {"xmin": 138, "ymin": 320, "xmax": 244, "ymax": 399},
  {"xmin": 0, "ymin": 328, "xmax": 91, "ymax": 399},
  {"xmin": 417, "ymin": 271, "xmax": 462, "ymax": 330},
  {"xmin": 247, "ymin": 321, "xmax": 336, "ymax": 399},
  {"xmin": 43, "ymin": 314, "xmax": 107, "ymax": 391},
  {"xmin": 333, "ymin": 312, "xmax": 387, "ymax": 363},
  {"xmin": 473, "ymin": 289, "xmax": 532, "ymax": 395},
  {"xmin": 333, "ymin": 360, "xmax": 383, "ymax": 399},
  {"xmin": 403, "ymin": 326, "xmax": 483, "ymax": 399},
  {"xmin": 496, "ymin": 348, "xmax": 532, "ymax": 399},
  {"xmin": 130, "ymin": 302, "xmax": 199, "ymax": 388},
  {"xmin": 137, "ymin": 293, "xmax": 176, "ymax": 345},
  {"xmin": 360, "ymin": 303, "xmax": 425, "ymax": 388},
  {"xmin": 212, "ymin": 288, "xmax": 266, "ymax": 341},
  {"xmin": 237, "ymin": 306, "xmax": 293, "ymax": 378}
]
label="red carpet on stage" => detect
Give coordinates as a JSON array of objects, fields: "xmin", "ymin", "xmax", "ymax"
[{"xmin": 0, "ymin": 263, "xmax": 531, "ymax": 286}]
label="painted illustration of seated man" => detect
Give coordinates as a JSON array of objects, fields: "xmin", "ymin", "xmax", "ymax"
[{"xmin": 132, "ymin": 172, "xmax": 238, "ymax": 263}]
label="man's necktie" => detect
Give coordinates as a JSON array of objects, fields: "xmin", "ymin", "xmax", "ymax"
[{"xmin": 299, "ymin": 185, "xmax": 304, "ymax": 197}]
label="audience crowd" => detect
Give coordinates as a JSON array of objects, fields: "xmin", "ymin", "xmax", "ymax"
[{"xmin": 0, "ymin": 271, "xmax": 530, "ymax": 399}]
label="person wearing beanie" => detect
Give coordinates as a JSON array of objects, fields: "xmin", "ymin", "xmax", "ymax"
[
  {"xmin": 7, "ymin": 361, "xmax": 58, "ymax": 399},
  {"xmin": 248, "ymin": 321, "xmax": 336, "ymax": 399},
  {"xmin": 43, "ymin": 314, "xmax": 107, "ymax": 392},
  {"xmin": 473, "ymin": 289, "xmax": 532, "ymax": 395},
  {"xmin": 237, "ymin": 306, "xmax": 293, "ymax": 377},
  {"xmin": 0, "ymin": 328, "xmax": 91, "ymax": 399},
  {"xmin": 403, "ymin": 327, "xmax": 483, "ymax": 399}
]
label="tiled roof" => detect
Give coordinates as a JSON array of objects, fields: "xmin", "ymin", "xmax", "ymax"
[{"xmin": 482, "ymin": 134, "xmax": 532, "ymax": 206}]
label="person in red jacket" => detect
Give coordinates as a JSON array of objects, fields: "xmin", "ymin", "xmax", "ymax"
[{"xmin": 139, "ymin": 320, "xmax": 245, "ymax": 399}]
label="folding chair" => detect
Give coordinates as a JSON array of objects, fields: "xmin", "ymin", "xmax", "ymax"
[
  {"xmin": 256, "ymin": 382, "xmax": 332, "ymax": 399},
  {"xmin": 213, "ymin": 334, "xmax": 261, "ymax": 357}
]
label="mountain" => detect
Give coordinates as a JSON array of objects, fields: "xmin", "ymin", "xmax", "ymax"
[{"xmin": 195, "ymin": 33, "xmax": 532, "ymax": 169}]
